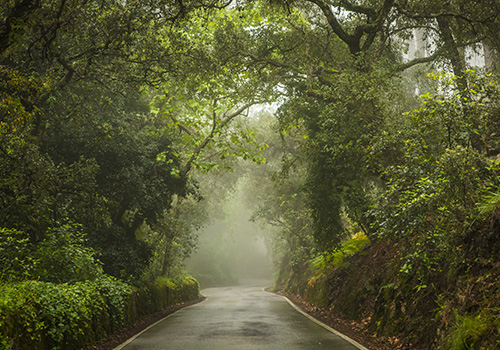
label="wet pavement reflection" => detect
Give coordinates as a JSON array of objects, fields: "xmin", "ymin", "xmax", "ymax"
[{"xmin": 120, "ymin": 280, "xmax": 362, "ymax": 350}]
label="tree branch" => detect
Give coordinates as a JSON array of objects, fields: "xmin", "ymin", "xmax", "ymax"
[
  {"xmin": 339, "ymin": 0, "xmax": 376, "ymax": 17},
  {"xmin": 361, "ymin": 0, "xmax": 395, "ymax": 51},
  {"xmin": 307, "ymin": 0, "xmax": 360, "ymax": 54},
  {"xmin": 307, "ymin": 0, "xmax": 396, "ymax": 54},
  {"xmin": 181, "ymin": 101, "xmax": 259, "ymax": 175},
  {"xmin": 55, "ymin": 54, "xmax": 76, "ymax": 89},
  {"xmin": 0, "ymin": 0, "xmax": 40, "ymax": 55},
  {"xmin": 395, "ymin": 48, "xmax": 444, "ymax": 72},
  {"xmin": 170, "ymin": 114, "xmax": 194, "ymax": 136}
]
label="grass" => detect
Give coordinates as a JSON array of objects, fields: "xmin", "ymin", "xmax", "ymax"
[{"xmin": 446, "ymin": 311, "xmax": 495, "ymax": 350}]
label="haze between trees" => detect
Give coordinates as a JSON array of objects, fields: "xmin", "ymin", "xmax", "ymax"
[{"xmin": 1, "ymin": 0, "xmax": 500, "ymax": 349}]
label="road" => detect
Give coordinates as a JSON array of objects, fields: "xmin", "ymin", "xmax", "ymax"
[{"xmin": 117, "ymin": 281, "xmax": 366, "ymax": 350}]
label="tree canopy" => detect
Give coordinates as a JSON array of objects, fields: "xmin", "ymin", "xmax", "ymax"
[{"xmin": 1, "ymin": 0, "xmax": 500, "ymax": 289}]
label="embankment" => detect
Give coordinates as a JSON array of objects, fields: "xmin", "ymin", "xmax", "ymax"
[{"xmin": 274, "ymin": 235, "xmax": 500, "ymax": 349}]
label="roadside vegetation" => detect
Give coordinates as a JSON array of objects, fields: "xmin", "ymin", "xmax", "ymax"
[{"xmin": 2, "ymin": 0, "xmax": 500, "ymax": 349}]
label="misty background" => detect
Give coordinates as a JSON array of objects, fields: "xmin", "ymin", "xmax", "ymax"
[{"xmin": 186, "ymin": 176, "xmax": 274, "ymax": 287}]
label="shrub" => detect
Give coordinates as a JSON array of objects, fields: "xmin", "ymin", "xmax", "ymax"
[
  {"xmin": 0, "ymin": 282, "xmax": 45, "ymax": 350},
  {"xmin": 0, "ymin": 223, "xmax": 104, "ymax": 284},
  {"xmin": 33, "ymin": 223, "xmax": 104, "ymax": 283},
  {"xmin": 0, "ymin": 274, "xmax": 200, "ymax": 350},
  {"xmin": 93, "ymin": 276, "xmax": 131, "ymax": 333},
  {"xmin": 0, "ymin": 281, "xmax": 108, "ymax": 350},
  {"xmin": 0, "ymin": 228, "xmax": 35, "ymax": 282},
  {"xmin": 0, "ymin": 277, "xmax": 130, "ymax": 350}
]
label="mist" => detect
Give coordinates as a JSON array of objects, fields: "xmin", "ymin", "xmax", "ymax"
[{"xmin": 186, "ymin": 178, "xmax": 273, "ymax": 288}]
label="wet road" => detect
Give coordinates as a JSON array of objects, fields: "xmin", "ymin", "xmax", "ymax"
[{"xmin": 118, "ymin": 281, "xmax": 365, "ymax": 350}]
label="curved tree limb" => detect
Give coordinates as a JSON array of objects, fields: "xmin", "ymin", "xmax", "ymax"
[{"xmin": 181, "ymin": 101, "xmax": 261, "ymax": 175}]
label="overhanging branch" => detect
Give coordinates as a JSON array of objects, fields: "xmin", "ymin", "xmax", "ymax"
[
  {"xmin": 395, "ymin": 50, "xmax": 443, "ymax": 72},
  {"xmin": 181, "ymin": 100, "xmax": 261, "ymax": 175}
]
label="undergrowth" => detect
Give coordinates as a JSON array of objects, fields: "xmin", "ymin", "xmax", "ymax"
[
  {"xmin": 310, "ymin": 232, "xmax": 370, "ymax": 277},
  {"xmin": 445, "ymin": 311, "xmax": 500, "ymax": 350}
]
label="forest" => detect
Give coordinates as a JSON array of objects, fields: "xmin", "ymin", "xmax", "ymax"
[{"xmin": 1, "ymin": 0, "xmax": 500, "ymax": 349}]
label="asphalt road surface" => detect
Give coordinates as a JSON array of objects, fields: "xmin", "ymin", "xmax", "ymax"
[{"xmin": 118, "ymin": 281, "xmax": 364, "ymax": 350}]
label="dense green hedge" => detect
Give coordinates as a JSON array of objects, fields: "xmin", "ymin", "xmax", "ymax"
[
  {"xmin": 123, "ymin": 277, "xmax": 200, "ymax": 324},
  {"xmin": 0, "ymin": 276, "xmax": 200, "ymax": 350}
]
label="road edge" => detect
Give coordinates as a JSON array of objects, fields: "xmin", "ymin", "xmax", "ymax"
[
  {"xmin": 112, "ymin": 297, "xmax": 208, "ymax": 350},
  {"xmin": 114, "ymin": 287, "xmax": 370, "ymax": 350},
  {"xmin": 263, "ymin": 288, "xmax": 370, "ymax": 350}
]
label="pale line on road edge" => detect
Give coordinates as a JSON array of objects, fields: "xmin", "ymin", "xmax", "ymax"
[
  {"xmin": 262, "ymin": 288, "xmax": 369, "ymax": 350},
  {"xmin": 113, "ymin": 297, "xmax": 208, "ymax": 350}
]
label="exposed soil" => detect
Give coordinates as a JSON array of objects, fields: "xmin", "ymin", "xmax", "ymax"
[{"xmin": 80, "ymin": 297, "xmax": 206, "ymax": 350}]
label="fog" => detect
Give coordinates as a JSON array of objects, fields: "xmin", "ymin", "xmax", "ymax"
[{"xmin": 186, "ymin": 179, "xmax": 273, "ymax": 288}]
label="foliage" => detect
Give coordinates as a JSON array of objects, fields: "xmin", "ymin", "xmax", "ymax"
[
  {"xmin": 32, "ymin": 223, "xmax": 103, "ymax": 284},
  {"xmin": 374, "ymin": 146, "xmax": 493, "ymax": 240},
  {"xmin": 149, "ymin": 3, "xmax": 282, "ymax": 175},
  {"xmin": 311, "ymin": 232, "xmax": 370, "ymax": 277},
  {"xmin": 445, "ymin": 311, "xmax": 498, "ymax": 350},
  {"xmin": 241, "ymin": 111, "xmax": 318, "ymax": 290},
  {"xmin": 42, "ymin": 88, "xmax": 188, "ymax": 279},
  {"xmin": 0, "ymin": 0, "xmax": 214, "ymax": 281},
  {"xmin": 2, "ymin": 1, "xmax": 500, "ymax": 348},
  {"xmin": 0, "ymin": 274, "xmax": 199, "ymax": 350},
  {"xmin": 476, "ymin": 187, "xmax": 500, "ymax": 220},
  {"xmin": 0, "ymin": 0, "xmax": 284, "ymax": 283},
  {"xmin": 0, "ymin": 228, "xmax": 35, "ymax": 282},
  {"xmin": 0, "ymin": 223, "xmax": 103, "ymax": 284},
  {"xmin": 0, "ymin": 279, "xmax": 116, "ymax": 350},
  {"xmin": 143, "ymin": 195, "xmax": 203, "ymax": 283}
]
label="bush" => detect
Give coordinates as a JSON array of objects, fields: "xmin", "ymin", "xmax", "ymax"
[
  {"xmin": 0, "ymin": 278, "xmax": 128, "ymax": 350},
  {"xmin": 0, "ymin": 282, "xmax": 45, "ymax": 350},
  {"xmin": 0, "ymin": 228, "xmax": 35, "ymax": 282},
  {"xmin": 0, "ymin": 275, "xmax": 200, "ymax": 350},
  {"xmin": 33, "ymin": 223, "xmax": 104, "ymax": 283},
  {"xmin": 0, "ymin": 223, "xmax": 104, "ymax": 284},
  {"xmin": 93, "ymin": 276, "xmax": 131, "ymax": 333}
]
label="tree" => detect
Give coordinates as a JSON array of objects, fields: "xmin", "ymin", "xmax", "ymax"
[
  {"xmin": 243, "ymin": 0, "xmax": 500, "ymax": 249},
  {"xmin": 0, "ymin": 0, "xmax": 218, "ymax": 280}
]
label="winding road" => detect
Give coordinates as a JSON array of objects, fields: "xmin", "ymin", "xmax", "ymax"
[{"xmin": 116, "ymin": 281, "xmax": 367, "ymax": 350}]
